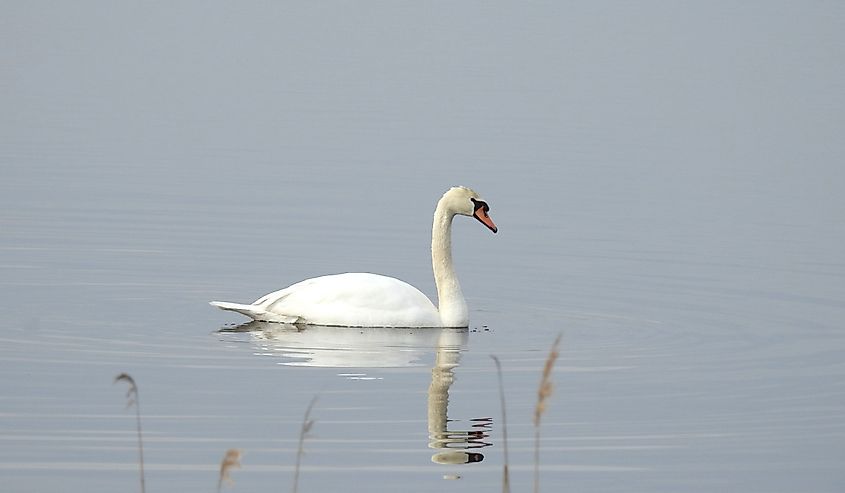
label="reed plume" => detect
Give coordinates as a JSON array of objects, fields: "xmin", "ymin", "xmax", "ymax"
[
  {"xmin": 217, "ymin": 448, "xmax": 243, "ymax": 492},
  {"xmin": 533, "ymin": 334, "xmax": 562, "ymax": 493},
  {"xmin": 114, "ymin": 373, "xmax": 146, "ymax": 493},
  {"xmin": 293, "ymin": 395, "xmax": 318, "ymax": 493},
  {"xmin": 490, "ymin": 355, "xmax": 511, "ymax": 493}
]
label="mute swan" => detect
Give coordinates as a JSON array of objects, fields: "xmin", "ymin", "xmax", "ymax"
[{"xmin": 210, "ymin": 186, "xmax": 497, "ymax": 327}]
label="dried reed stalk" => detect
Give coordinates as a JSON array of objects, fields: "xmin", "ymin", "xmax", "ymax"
[
  {"xmin": 533, "ymin": 334, "xmax": 562, "ymax": 493},
  {"xmin": 217, "ymin": 448, "xmax": 243, "ymax": 492},
  {"xmin": 114, "ymin": 373, "xmax": 146, "ymax": 493},
  {"xmin": 490, "ymin": 355, "xmax": 511, "ymax": 493},
  {"xmin": 293, "ymin": 395, "xmax": 318, "ymax": 493}
]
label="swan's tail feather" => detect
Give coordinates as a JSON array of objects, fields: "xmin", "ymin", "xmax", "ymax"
[
  {"xmin": 209, "ymin": 301, "xmax": 264, "ymax": 317},
  {"xmin": 209, "ymin": 301, "xmax": 299, "ymax": 323}
]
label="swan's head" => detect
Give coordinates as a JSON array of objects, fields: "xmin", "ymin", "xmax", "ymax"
[{"xmin": 441, "ymin": 186, "xmax": 498, "ymax": 233}]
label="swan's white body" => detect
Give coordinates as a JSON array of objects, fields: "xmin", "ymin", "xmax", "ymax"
[
  {"xmin": 211, "ymin": 273, "xmax": 441, "ymax": 326},
  {"xmin": 210, "ymin": 186, "xmax": 497, "ymax": 327}
]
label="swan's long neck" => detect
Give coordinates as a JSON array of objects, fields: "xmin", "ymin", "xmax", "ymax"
[{"xmin": 432, "ymin": 202, "xmax": 468, "ymax": 327}]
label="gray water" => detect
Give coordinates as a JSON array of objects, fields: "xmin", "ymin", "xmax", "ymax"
[{"xmin": 2, "ymin": 2, "xmax": 844, "ymax": 492}]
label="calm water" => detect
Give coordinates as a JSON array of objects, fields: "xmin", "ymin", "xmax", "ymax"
[{"xmin": 2, "ymin": 2, "xmax": 844, "ymax": 492}]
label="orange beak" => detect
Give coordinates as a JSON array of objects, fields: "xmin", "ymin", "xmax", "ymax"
[{"xmin": 473, "ymin": 207, "xmax": 498, "ymax": 233}]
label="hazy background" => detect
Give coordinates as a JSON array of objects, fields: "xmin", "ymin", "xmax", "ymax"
[{"xmin": 2, "ymin": 2, "xmax": 844, "ymax": 492}]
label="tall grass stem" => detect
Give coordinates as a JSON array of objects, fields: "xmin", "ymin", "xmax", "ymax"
[
  {"xmin": 114, "ymin": 373, "xmax": 145, "ymax": 493},
  {"xmin": 491, "ymin": 355, "xmax": 511, "ymax": 493},
  {"xmin": 217, "ymin": 448, "xmax": 243, "ymax": 492},
  {"xmin": 533, "ymin": 334, "xmax": 562, "ymax": 493},
  {"xmin": 293, "ymin": 395, "xmax": 318, "ymax": 493}
]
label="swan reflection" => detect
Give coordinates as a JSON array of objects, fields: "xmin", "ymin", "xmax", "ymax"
[{"xmin": 218, "ymin": 322, "xmax": 491, "ymax": 465}]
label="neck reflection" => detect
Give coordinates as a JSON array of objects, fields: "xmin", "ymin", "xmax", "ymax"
[{"xmin": 428, "ymin": 329, "xmax": 491, "ymax": 465}]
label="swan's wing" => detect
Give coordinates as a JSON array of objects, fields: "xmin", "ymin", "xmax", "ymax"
[
  {"xmin": 252, "ymin": 277, "xmax": 321, "ymax": 307},
  {"xmin": 257, "ymin": 273, "xmax": 441, "ymax": 327}
]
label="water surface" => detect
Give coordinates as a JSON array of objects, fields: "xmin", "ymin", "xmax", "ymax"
[{"xmin": 2, "ymin": 2, "xmax": 844, "ymax": 492}]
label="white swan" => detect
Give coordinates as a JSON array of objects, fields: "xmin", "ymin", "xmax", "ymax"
[{"xmin": 210, "ymin": 186, "xmax": 497, "ymax": 327}]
